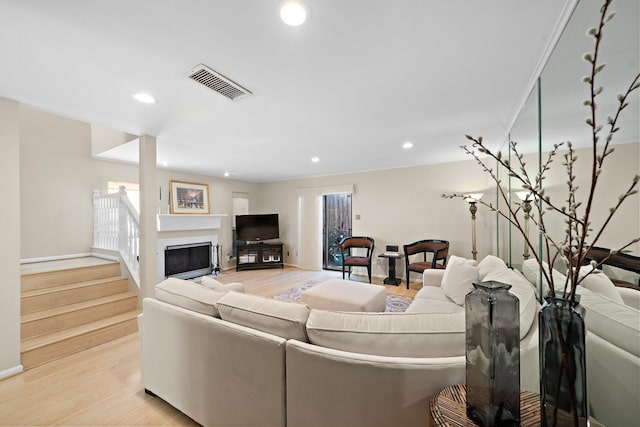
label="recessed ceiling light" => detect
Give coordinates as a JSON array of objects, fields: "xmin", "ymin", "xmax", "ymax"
[
  {"xmin": 402, "ymin": 141, "xmax": 414, "ymax": 149},
  {"xmin": 132, "ymin": 92, "xmax": 157, "ymax": 104},
  {"xmin": 162, "ymin": 161, "xmax": 168, "ymax": 167},
  {"xmin": 280, "ymin": 0, "xmax": 307, "ymax": 26},
  {"xmin": 311, "ymin": 156, "xmax": 320, "ymax": 163},
  {"xmin": 224, "ymin": 172, "xmax": 230, "ymax": 177}
]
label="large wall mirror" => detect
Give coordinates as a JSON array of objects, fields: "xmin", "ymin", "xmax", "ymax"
[
  {"xmin": 506, "ymin": 0, "xmax": 639, "ymax": 287},
  {"xmin": 508, "ymin": 0, "xmax": 640, "ymax": 267},
  {"xmin": 502, "ymin": 84, "xmax": 540, "ymax": 271}
]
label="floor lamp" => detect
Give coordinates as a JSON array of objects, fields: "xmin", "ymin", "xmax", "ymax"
[
  {"xmin": 465, "ymin": 193, "xmax": 483, "ymax": 260},
  {"xmin": 516, "ymin": 191, "xmax": 532, "ymax": 260}
]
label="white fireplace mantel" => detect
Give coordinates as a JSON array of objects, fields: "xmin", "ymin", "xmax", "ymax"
[{"xmin": 157, "ymin": 214, "xmax": 227, "ymax": 232}]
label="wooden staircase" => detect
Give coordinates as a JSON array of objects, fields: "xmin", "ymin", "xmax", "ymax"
[{"xmin": 20, "ymin": 258, "xmax": 140, "ymax": 369}]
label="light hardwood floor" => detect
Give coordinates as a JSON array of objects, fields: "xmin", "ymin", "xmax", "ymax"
[{"xmin": 1, "ymin": 266, "xmax": 420, "ymax": 426}]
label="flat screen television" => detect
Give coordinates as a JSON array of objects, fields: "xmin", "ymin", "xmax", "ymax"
[{"xmin": 236, "ymin": 214, "xmax": 279, "ymax": 242}]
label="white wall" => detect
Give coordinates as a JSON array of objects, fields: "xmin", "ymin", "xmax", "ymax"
[
  {"xmin": 258, "ymin": 142, "xmax": 640, "ymax": 282},
  {"xmin": 258, "ymin": 160, "xmax": 497, "ymax": 279},
  {"xmin": 20, "ymin": 107, "xmax": 96, "ymax": 258},
  {"xmin": 19, "ymin": 105, "xmax": 260, "ymax": 269},
  {"xmin": 0, "ymin": 98, "xmax": 22, "ymax": 377}
]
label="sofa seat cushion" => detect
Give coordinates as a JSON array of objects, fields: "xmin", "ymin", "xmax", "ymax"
[
  {"xmin": 216, "ymin": 292, "xmax": 311, "ymax": 341},
  {"xmin": 405, "ymin": 298, "xmax": 464, "ymax": 314},
  {"xmin": 578, "ymin": 287, "xmax": 640, "ymax": 357},
  {"xmin": 440, "ymin": 255, "xmax": 479, "ymax": 305},
  {"xmin": 409, "ymin": 286, "xmax": 462, "ymax": 313},
  {"xmin": 482, "ymin": 267, "xmax": 538, "ymax": 339},
  {"xmin": 155, "ymin": 277, "xmax": 226, "ymax": 317},
  {"xmin": 414, "ymin": 285, "xmax": 451, "ymax": 302},
  {"xmin": 306, "ymin": 309, "xmax": 465, "ymax": 357}
]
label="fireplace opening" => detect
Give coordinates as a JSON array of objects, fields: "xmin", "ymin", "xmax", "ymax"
[{"xmin": 165, "ymin": 242, "xmax": 213, "ymax": 279}]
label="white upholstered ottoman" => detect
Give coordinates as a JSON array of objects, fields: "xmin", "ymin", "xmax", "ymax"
[{"xmin": 301, "ymin": 279, "xmax": 387, "ymax": 312}]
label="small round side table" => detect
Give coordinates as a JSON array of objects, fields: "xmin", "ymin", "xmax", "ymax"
[{"xmin": 429, "ymin": 384, "xmax": 604, "ymax": 427}]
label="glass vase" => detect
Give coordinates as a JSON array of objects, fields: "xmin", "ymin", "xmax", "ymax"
[
  {"xmin": 539, "ymin": 295, "xmax": 588, "ymax": 427},
  {"xmin": 465, "ymin": 280, "xmax": 521, "ymax": 427}
]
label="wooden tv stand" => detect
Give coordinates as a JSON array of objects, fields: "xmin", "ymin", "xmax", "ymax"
[{"xmin": 236, "ymin": 243, "xmax": 284, "ymax": 271}]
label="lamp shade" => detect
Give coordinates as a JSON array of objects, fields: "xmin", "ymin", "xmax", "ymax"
[
  {"xmin": 515, "ymin": 191, "xmax": 532, "ymax": 202},
  {"xmin": 465, "ymin": 193, "xmax": 484, "ymax": 203}
]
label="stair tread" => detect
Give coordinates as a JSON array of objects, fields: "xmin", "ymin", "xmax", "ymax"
[
  {"xmin": 21, "ymin": 257, "xmax": 119, "ymax": 276},
  {"xmin": 21, "ymin": 309, "xmax": 140, "ymax": 352},
  {"xmin": 21, "ymin": 292, "xmax": 137, "ymax": 323},
  {"xmin": 21, "ymin": 276, "xmax": 127, "ymax": 298}
]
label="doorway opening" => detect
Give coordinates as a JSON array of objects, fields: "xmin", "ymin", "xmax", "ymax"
[{"xmin": 323, "ymin": 193, "xmax": 352, "ymax": 270}]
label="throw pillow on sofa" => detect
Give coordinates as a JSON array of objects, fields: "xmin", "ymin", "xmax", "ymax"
[
  {"xmin": 440, "ymin": 255, "xmax": 479, "ymax": 306},
  {"xmin": 577, "ymin": 266, "xmax": 624, "ymax": 304},
  {"xmin": 477, "ymin": 255, "xmax": 507, "ymax": 279},
  {"xmin": 155, "ymin": 277, "xmax": 227, "ymax": 317},
  {"xmin": 200, "ymin": 275, "xmax": 246, "ymax": 293}
]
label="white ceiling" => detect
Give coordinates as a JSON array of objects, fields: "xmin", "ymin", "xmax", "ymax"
[{"xmin": 0, "ymin": 0, "xmax": 573, "ymax": 182}]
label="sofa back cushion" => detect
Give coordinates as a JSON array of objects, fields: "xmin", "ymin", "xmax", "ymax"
[
  {"xmin": 155, "ymin": 278, "xmax": 226, "ymax": 317},
  {"xmin": 578, "ymin": 287, "xmax": 640, "ymax": 357},
  {"xmin": 216, "ymin": 292, "xmax": 310, "ymax": 341},
  {"xmin": 306, "ymin": 309, "xmax": 465, "ymax": 357},
  {"xmin": 521, "ymin": 259, "xmax": 566, "ymax": 298}
]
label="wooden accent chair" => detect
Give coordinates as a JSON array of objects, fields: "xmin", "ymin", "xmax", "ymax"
[
  {"xmin": 403, "ymin": 239, "xmax": 449, "ymax": 289},
  {"xmin": 340, "ymin": 236, "xmax": 375, "ymax": 283}
]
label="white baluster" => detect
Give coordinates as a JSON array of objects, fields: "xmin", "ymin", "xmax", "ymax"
[{"xmin": 91, "ymin": 186, "xmax": 140, "ymax": 285}]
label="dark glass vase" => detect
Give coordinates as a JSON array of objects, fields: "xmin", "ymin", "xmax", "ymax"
[
  {"xmin": 465, "ymin": 281, "xmax": 520, "ymax": 427},
  {"xmin": 539, "ymin": 295, "xmax": 588, "ymax": 427}
]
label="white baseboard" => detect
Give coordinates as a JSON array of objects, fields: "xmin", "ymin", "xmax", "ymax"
[
  {"xmin": 21, "ymin": 252, "xmax": 95, "ymax": 264},
  {"xmin": 0, "ymin": 364, "xmax": 23, "ymax": 380},
  {"xmin": 20, "ymin": 251, "xmax": 119, "ymax": 264},
  {"xmin": 89, "ymin": 251, "xmax": 120, "ymax": 262}
]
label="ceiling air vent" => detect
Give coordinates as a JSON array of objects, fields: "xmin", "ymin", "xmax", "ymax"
[{"xmin": 187, "ymin": 64, "xmax": 252, "ymax": 101}]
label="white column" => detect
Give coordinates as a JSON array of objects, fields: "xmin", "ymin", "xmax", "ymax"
[
  {"xmin": 139, "ymin": 135, "xmax": 158, "ymax": 300},
  {"xmin": 0, "ymin": 98, "xmax": 22, "ymax": 378}
]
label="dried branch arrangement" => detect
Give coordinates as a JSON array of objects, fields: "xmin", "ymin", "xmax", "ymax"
[{"xmin": 444, "ymin": 0, "xmax": 640, "ymax": 300}]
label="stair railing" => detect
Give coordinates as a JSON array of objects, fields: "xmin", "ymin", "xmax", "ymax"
[{"xmin": 93, "ymin": 185, "xmax": 140, "ymax": 287}]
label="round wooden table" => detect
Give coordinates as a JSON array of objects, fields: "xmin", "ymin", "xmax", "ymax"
[{"xmin": 429, "ymin": 384, "xmax": 603, "ymax": 427}]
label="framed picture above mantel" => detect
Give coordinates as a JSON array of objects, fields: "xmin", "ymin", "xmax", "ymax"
[{"xmin": 169, "ymin": 180, "xmax": 210, "ymax": 214}]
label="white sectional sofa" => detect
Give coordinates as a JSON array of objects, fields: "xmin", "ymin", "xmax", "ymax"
[
  {"xmin": 139, "ymin": 255, "xmax": 540, "ymax": 427},
  {"xmin": 521, "ymin": 259, "xmax": 640, "ymax": 427}
]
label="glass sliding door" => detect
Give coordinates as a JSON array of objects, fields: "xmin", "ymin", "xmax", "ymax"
[{"xmin": 323, "ymin": 194, "xmax": 352, "ymax": 270}]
